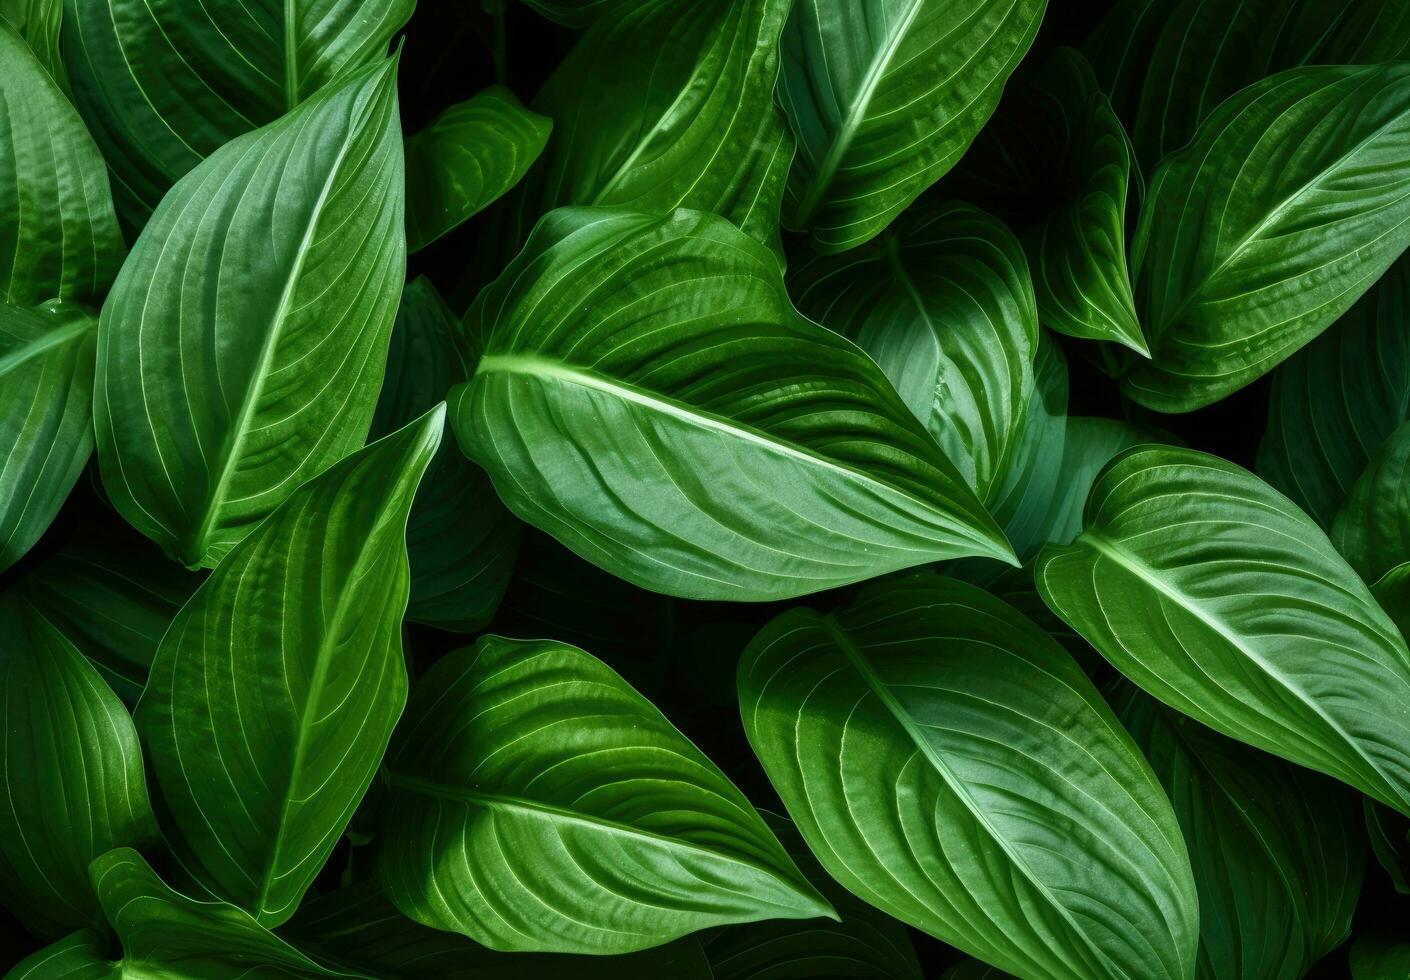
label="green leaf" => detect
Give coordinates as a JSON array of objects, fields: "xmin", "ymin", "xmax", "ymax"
[
  {"xmin": 738, "ymin": 575, "xmax": 1198, "ymax": 980},
  {"xmin": 136, "ymin": 406, "xmax": 443, "ymax": 926},
  {"xmin": 287, "ymin": 880, "xmax": 714, "ymax": 979},
  {"xmin": 789, "ymin": 201, "xmax": 1037, "ymax": 502},
  {"xmin": 94, "ymin": 58, "xmax": 406, "ymax": 569},
  {"xmin": 0, "ymin": 0, "xmax": 62, "ymax": 82},
  {"xmin": 0, "ymin": 24, "xmax": 123, "ymax": 306},
  {"xmin": 63, "ymin": 0, "xmax": 412, "ymax": 220},
  {"xmin": 0, "ymin": 303, "xmax": 96, "ymax": 573},
  {"xmin": 1036, "ymin": 445, "xmax": 1410, "ymax": 814},
  {"xmin": 517, "ymin": 0, "xmax": 638, "ymax": 28},
  {"xmin": 702, "ymin": 812, "xmax": 922, "ymax": 980},
  {"xmin": 405, "ymin": 87, "xmax": 551, "ymax": 252},
  {"xmin": 1024, "ymin": 49, "xmax": 1145, "ymax": 355},
  {"xmin": 5, "ymin": 929, "xmax": 113, "ymax": 980},
  {"xmin": 371, "ymin": 278, "xmax": 520, "ymax": 632},
  {"xmin": 1122, "ymin": 64, "xmax": 1410, "ymax": 412},
  {"xmin": 0, "ymin": 596, "xmax": 158, "ymax": 939},
  {"xmin": 1113, "ymin": 685, "xmax": 1365, "ymax": 980},
  {"xmin": 1038, "ymin": 416, "xmax": 1155, "ymax": 549},
  {"xmin": 449, "ymin": 207, "xmax": 1013, "ymax": 601},
  {"xmin": 15, "ymin": 526, "xmax": 201, "ymax": 704},
  {"xmin": 777, "ymin": 0, "xmax": 1046, "ymax": 252},
  {"xmin": 499, "ymin": 0, "xmax": 794, "ymax": 261},
  {"xmin": 378, "ymin": 634, "xmax": 833, "ymax": 954},
  {"xmin": 1351, "ymin": 931, "xmax": 1410, "ymax": 980},
  {"xmin": 1334, "ymin": 421, "xmax": 1410, "ymax": 585},
  {"xmin": 1256, "ymin": 252, "xmax": 1410, "ymax": 529},
  {"xmin": 1086, "ymin": 0, "xmax": 1410, "ymax": 170},
  {"xmin": 1366, "ymin": 800, "xmax": 1410, "ymax": 894}
]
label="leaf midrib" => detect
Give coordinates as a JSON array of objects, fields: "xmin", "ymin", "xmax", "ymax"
[
  {"xmin": 1082, "ymin": 529, "xmax": 1401, "ymax": 805},
  {"xmin": 819, "ymin": 614, "xmax": 1127, "ymax": 980},
  {"xmin": 473, "ymin": 351, "xmax": 1008, "ymax": 560},
  {"xmin": 384, "ymin": 770, "xmax": 816, "ymax": 901},
  {"xmin": 792, "ymin": 0, "xmax": 925, "ymax": 224}
]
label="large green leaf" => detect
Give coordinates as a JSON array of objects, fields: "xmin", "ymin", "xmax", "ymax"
[
  {"xmin": 498, "ymin": 0, "xmax": 793, "ymax": 261},
  {"xmin": 1038, "ymin": 417, "xmax": 1155, "ymax": 549},
  {"xmin": 0, "ymin": 303, "xmax": 96, "ymax": 573},
  {"xmin": 1023, "ymin": 49, "xmax": 1145, "ymax": 354},
  {"xmin": 63, "ymin": 0, "xmax": 412, "ymax": 220},
  {"xmin": 0, "ymin": 0, "xmax": 62, "ymax": 82},
  {"xmin": 15, "ymin": 526, "xmax": 201, "ymax": 704},
  {"xmin": 1114, "ymin": 686, "xmax": 1365, "ymax": 980},
  {"xmin": 1256, "ymin": 252, "xmax": 1410, "ymax": 529},
  {"xmin": 287, "ymin": 880, "xmax": 714, "ymax": 979},
  {"xmin": 95, "ymin": 58, "xmax": 406, "ymax": 569},
  {"xmin": 1122, "ymin": 64, "xmax": 1410, "ymax": 412},
  {"xmin": 1334, "ymin": 421, "xmax": 1410, "ymax": 585},
  {"xmin": 777, "ymin": 0, "xmax": 1046, "ymax": 252},
  {"xmin": 405, "ymin": 87, "xmax": 550, "ymax": 252},
  {"xmin": 738, "ymin": 576, "xmax": 1198, "ymax": 980},
  {"xmin": 136, "ymin": 407, "xmax": 442, "ymax": 926},
  {"xmin": 5, "ymin": 929, "xmax": 112, "ymax": 980},
  {"xmin": 1086, "ymin": 0, "xmax": 1410, "ymax": 170},
  {"xmin": 449, "ymin": 207, "xmax": 1013, "ymax": 601},
  {"xmin": 0, "ymin": 24, "xmax": 122, "ymax": 306},
  {"xmin": 0, "ymin": 596, "xmax": 158, "ymax": 939},
  {"xmin": 702, "ymin": 812, "xmax": 922, "ymax": 980},
  {"xmin": 371, "ymin": 278, "xmax": 520, "ymax": 632},
  {"xmin": 378, "ymin": 635, "xmax": 832, "ymax": 954},
  {"xmin": 1036, "ymin": 445, "xmax": 1410, "ymax": 814},
  {"xmin": 789, "ymin": 202, "xmax": 1036, "ymax": 502}
]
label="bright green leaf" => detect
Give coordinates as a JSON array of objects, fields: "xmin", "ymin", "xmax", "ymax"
[
  {"xmin": 371, "ymin": 278, "xmax": 520, "ymax": 632},
  {"xmin": 378, "ymin": 634, "xmax": 833, "ymax": 954},
  {"xmin": 136, "ymin": 406, "xmax": 443, "ymax": 926},
  {"xmin": 0, "ymin": 597, "xmax": 158, "ymax": 939},
  {"xmin": 449, "ymin": 207, "xmax": 1014, "ymax": 601},
  {"xmin": 1036, "ymin": 445, "xmax": 1410, "ymax": 814},
  {"xmin": 738, "ymin": 575, "xmax": 1198, "ymax": 980},
  {"xmin": 405, "ymin": 87, "xmax": 551, "ymax": 252},
  {"xmin": 1123, "ymin": 64, "xmax": 1410, "ymax": 412},
  {"xmin": 778, "ymin": 0, "xmax": 1046, "ymax": 252},
  {"xmin": 95, "ymin": 58, "xmax": 406, "ymax": 569},
  {"xmin": 789, "ymin": 201, "xmax": 1037, "ymax": 502}
]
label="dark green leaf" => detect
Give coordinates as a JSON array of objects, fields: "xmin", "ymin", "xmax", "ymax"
[
  {"xmin": 63, "ymin": 0, "xmax": 412, "ymax": 219},
  {"xmin": 136, "ymin": 407, "xmax": 443, "ymax": 926},
  {"xmin": 0, "ymin": 24, "xmax": 122, "ymax": 306},
  {"xmin": 0, "ymin": 303, "xmax": 96, "ymax": 573},
  {"xmin": 1036, "ymin": 445, "xmax": 1410, "ymax": 814},
  {"xmin": 1351, "ymin": 930, "xmax": 1410, "ymax": 980},
  {"xmin": 517, "ymin": 0, "xmax": 639, "ymax": 28},
  {"xmin": 449, "ymin": 207, "xmax": 1013, "ymax": 601},
  {"xmin": 371, "ymin": 278, "xmax": 520, "ymax": 632},
  {"xmin": 1334, "ymin": 420, "xmax": 1410, "ymax": 585},
  {"xmin": 0, "ymin": 596, "xmax": 158, "ymax": 938},
  {"xmin": 1256, "ymin": 252, "xmax": 1410, "ymax": 529},
  {"xmin": 738, "ymin": 575, "xmax": 1198, "ymax": 980},
  {"xmin": 405, "ymin": 87, "xmax": 550, "ymax": 252},
  {"xmin": 95, "ymin": 58, "xmax": 406, "ymax": 569},
  {"xmin": 789, "ymin": 201, "xmax": 1037, "ymax": 503},
  {"xmin": 379, "ymin": 635, "xmax": 832, "ymax": 954},
  {"xmin": 777, "ymin": 0, "xmax": 1046, "ymax": 252},
  {"xmin": 1123, "ymin": 64, "xmax": 1410, "ymax": 412},
  {"xmin": 1114, "ymin": 685, "xmax": 1365, "ymax": 980},
  {"xmin": 1366, "ymin": 801, "xmax": 1410, "ymax": 894}
]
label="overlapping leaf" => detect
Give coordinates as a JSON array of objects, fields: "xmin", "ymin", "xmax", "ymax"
[
  {"xmin": 0, "ymin": 597, "xmax": 158, "ymax": 939},
  {"xmin": 1123, "ymin": 64, "xmax": 1410, "ymax": 411},
  {"xmin": 450, "ymin": 206, "xmax": 1013, "ymax": 601},
  {"xmin": 405, "ymin": 88, "xmax": 550, "ymax": 252},
  {"xmin": 63, "ymin": 0, "xmax": 412, "ymax": 219},
  {"xmin": 1114, "ymin": 685, "xmax": 1365, "ymax": 980},
  {"xmin": 777, "ymin": 0, "xmax": 1046, "ymax": 252},
  {"xmin": 95, "ymin": 58, "xmax": 406, "ymax": 569},
  {"xmin": 738, "ymin": 576, "xmax": 1198, "ymax": 980},
  {"xmin": 371, "ymin": 279, "xmax": 520, "ymax": 631},
  {"xmin": 1257, "ymin": 252, "xmax": 1410, "ymax": 529},
  {"xmin": 136, "ymin": 407, "xmax": 442, "ymax": 926},
  {"xmin": 790, "ymin": 202, "xmax": 1036, "ymax": 502},
  {"xmin": 1334, "ymin": 421, "xmax": 1410, "ymax": 586},
  {"xmin": 1037, "ymin": 445, "xmax": 1410, "ymax": 814}
]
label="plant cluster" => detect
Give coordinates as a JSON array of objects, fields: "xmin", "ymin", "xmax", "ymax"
[{"xmin": 4, "ymin": 0, "xmax": 1410, "ymax": 977}]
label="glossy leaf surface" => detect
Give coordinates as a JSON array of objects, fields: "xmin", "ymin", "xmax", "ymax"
[
  {"xmin": 379, "ymin": 635, "xmax": 832, "ymax": 954},
  {"xmin": 450, "ymin": 207, "xmax": 1013, "ymax": 601},
  {"xmin": 136, "ymin": 408, "xmax": 442, "ymax": 926}
]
